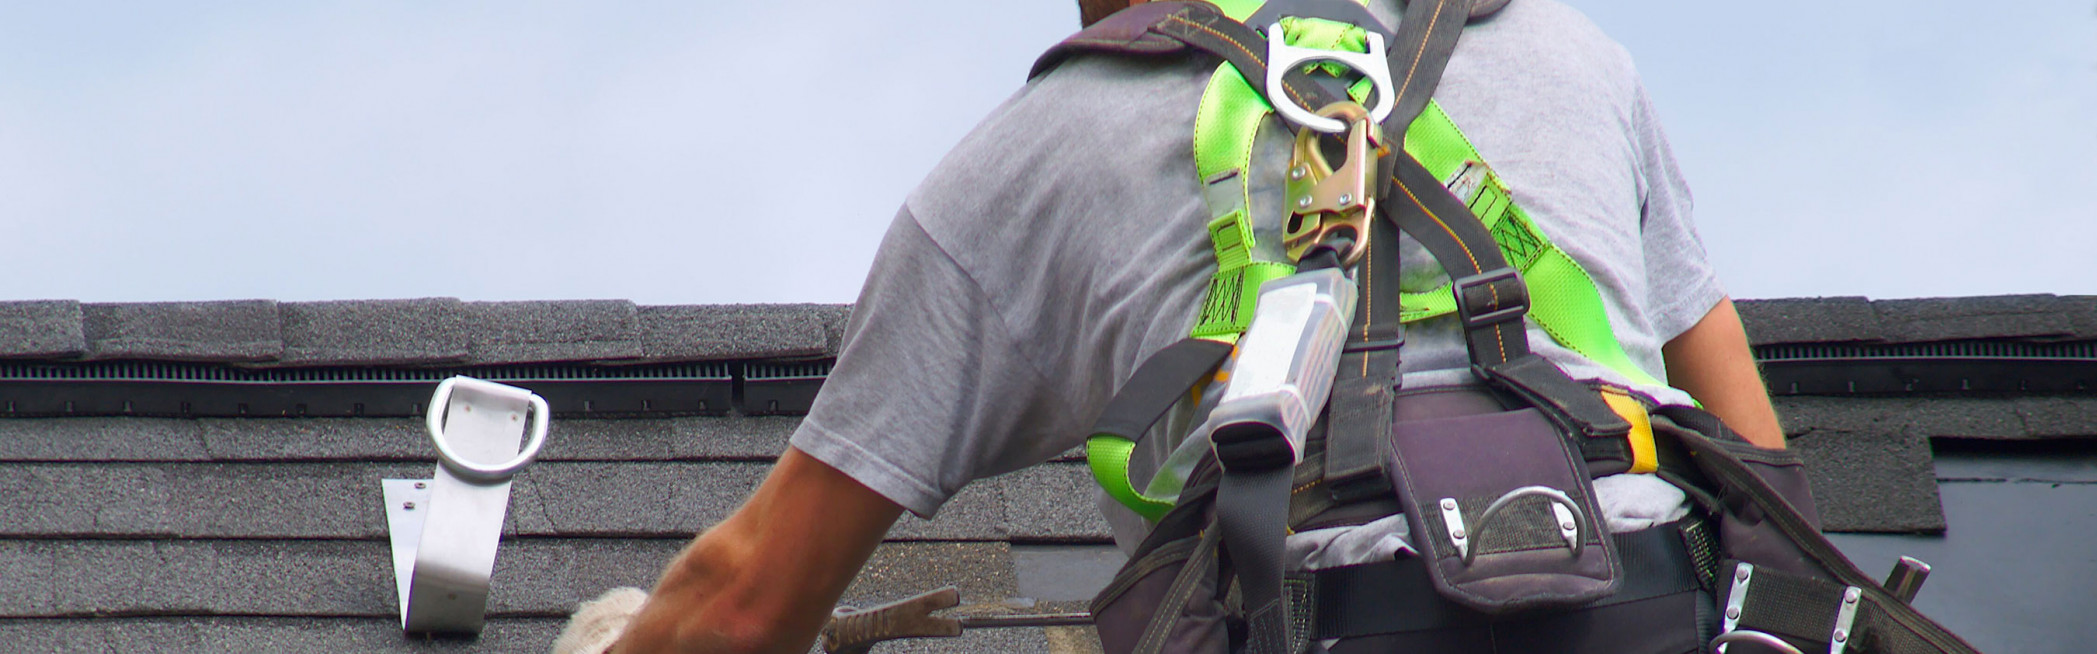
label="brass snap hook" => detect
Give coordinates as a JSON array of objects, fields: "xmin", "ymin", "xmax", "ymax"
[{"xmin": 1283, "ymin": 101, "xmax": 1385, "ymax": 266}]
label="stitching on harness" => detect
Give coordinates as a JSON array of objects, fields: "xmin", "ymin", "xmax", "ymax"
[
  {"xmin": 1393, "ymin": 0, "xmax": 1449, "ymax": 110},
  {"xmin": 1393, "ymin": 174, "xmax": 1507, "ymax": 362},
  {"xmin": 1161, "ymin": 14, "xmax": 1317, "ymax": 112},
  {"xmin": 1359, "ymin": 234, "xmax": 1373, "ymax": 377}
]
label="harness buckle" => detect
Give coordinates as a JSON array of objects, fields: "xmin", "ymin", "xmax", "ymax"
[
  {"xmin": 1451, "ymin": 267, "xmax": 1528, "ymax": 329},
  {"xmin": 1283, "ymin": 102, "xmax": 1384, "ymax": 266},
  {"xmin": 1264, "ymin": 24, "xmax": 1394, "ymax": 133}
]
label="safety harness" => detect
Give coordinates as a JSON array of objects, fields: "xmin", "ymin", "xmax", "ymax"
[{"xmin": 1032, "ymin": 1, "xmax": 1984, "ymax": 653}]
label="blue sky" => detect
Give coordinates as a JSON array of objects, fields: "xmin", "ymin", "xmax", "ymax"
[{"xmin": 2, "ymin": 0, "xmax": 2092, "ymax": 303}]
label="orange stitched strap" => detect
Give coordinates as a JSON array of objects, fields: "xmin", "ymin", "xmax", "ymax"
[{"xmin": 1598, "ymin": 389, "xmax": 1657, "ymax": 474}]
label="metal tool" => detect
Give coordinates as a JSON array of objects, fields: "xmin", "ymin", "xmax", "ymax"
[
  {"xmin": 1282, "ymin": 101, "xmax": 1385, "ymax": 266},
  {"xmin": 821, "ymin": 586, "xmax": 1094, "ymax": 653},
  {"xmin": 381, "ymin": 376, "xmax": 550, "ymax": 634},
  {"xmin": 1884, "ymin": 556, "xmax": 1932, "ymax": 603}
]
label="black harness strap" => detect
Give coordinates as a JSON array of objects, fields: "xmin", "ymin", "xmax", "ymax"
[
  {"xmin": 1380, "ymin": 150, "xmax": 1631, "ymax": 437},
  {"xmin": 1313, "ymin": 0, "xmax": 1472, "ymax": 517},
  {"xmin": 1092, "ymin": 338, "xmax": 1235, "ymax": 443},
  {"xmin": 1311, "ymin": 519, "xmax": 1702, "ymax": 639}
]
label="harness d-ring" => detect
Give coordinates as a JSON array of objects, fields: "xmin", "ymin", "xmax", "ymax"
[{"xmin": 1264, "ymin": 23, "xmax": 1394, "ymax": 133}]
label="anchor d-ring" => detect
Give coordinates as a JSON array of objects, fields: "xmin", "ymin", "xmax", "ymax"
[{"xmin": 426, "ymin": 376, "xmax": 550, "ymax": 483}]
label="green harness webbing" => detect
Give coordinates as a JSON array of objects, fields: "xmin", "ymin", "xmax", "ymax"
[{"xmin": 1090, "ymin": 0, "xmax": 1659, "ymax": 521}]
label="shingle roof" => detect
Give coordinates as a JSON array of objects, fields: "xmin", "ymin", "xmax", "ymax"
[
  {"xmin": 0, "ymin": 300, "xmax": 850, "ymax": 366},
  {"xmin": 2, "ymin": 296, "xmax": 2093, "ymax": 652},
  {"xmin": 1735, "ymin": 294, "xmax": 2097, "ymax": 345}
]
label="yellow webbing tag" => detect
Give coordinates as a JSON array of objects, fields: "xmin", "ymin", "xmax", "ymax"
[{"xmin": 1598, "ymin": 389, "xmax": 1657, "ymax": 474}]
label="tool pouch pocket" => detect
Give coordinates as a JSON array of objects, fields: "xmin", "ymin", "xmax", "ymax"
[
  {"xmin": 1092, "ymin": 529, "xmax": 1230, "ymax": 654},
  {"xmin": 1648, "ymin": 411, "xmax": 1830, "ymax": 579},
  {"xmin": 1385, "ymin": 398, "xmax": 1622, "ymax": 614}
]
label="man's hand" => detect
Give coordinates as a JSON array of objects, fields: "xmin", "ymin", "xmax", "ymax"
[
  {"xmin": 1663, "ymin": 297, "xmax": 1786, "ymax": 449},
  {"xmin": 608, "ymin": 446, "xmax": 905, "ymax": 653}
]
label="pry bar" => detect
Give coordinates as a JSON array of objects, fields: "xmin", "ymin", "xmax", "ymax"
[{"xmin": 821, "ymin": 586, "xmax": 1094, "ymax": 654}]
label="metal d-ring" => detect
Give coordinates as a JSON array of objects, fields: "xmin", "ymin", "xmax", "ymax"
[
  {"xmin": 1711, "ymin": 630, "xmax": 1806, "ymax": 654},
  {"xmin": 1264, "ymin": 23, "xmax": 1394, "ymax": 134},
  {"xmin": 1461, "ymin": 485, "xmax": 1588, "ymax": 565},
  {"xmin": 426, "ymin": 376, "xmax": 549, "ymax": 483}
]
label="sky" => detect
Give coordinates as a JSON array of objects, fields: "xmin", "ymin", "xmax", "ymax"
[{"xmin": 1, "ymin": 0, "xmax": 2092, "ymax": 304}]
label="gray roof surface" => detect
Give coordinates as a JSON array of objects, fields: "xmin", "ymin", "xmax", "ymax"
[
  {"xmin": 1735, "ymin": 294, "xmax": 2097, "ymax": 345},
  {"xmin": 7, "ymin": 295, "xmax": 2094, "ymax": 362},
  {"xmin": 0, "ymin": 299, "xmax": 850, "ymax": 366},
  {"xmin": 2, "ymin": 296, "xmax": 2095, "ymax": 652}
]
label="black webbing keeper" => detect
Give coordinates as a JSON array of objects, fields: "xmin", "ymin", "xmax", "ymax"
[
  {"xmin": 1718, "ymin": 560, "xmax": 1866, "ymax": 653},
  {"xmin": 1474, "ymin": 355, "xmax": 1632, "ymax": 439},
  {"xmin": 1452, "ymin": 267, "xmax": 1528, "ymax": 330},
  {"xmin": 1309, "ymin": 519, "xmax": 1704, "ymax": 640}
]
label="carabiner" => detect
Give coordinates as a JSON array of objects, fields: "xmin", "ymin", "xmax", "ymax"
[{"xmin": 1282, "ymin": 102, "xmax": 1385, "ymax": 267}]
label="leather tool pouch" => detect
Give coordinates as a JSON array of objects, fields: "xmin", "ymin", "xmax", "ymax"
[
  {"xmin": 1383, "ymin": 388, "xmax": 1622, "ymax": 613},
  {"xmin": 1648, "ymin": 409, "xmax": 1829, "ymax": 579},
  {"xmin": 1091, "ymin": 527, "xmax": 1231, "ymax": 654}
]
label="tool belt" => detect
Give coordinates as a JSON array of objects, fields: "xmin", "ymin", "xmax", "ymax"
[{"xmin": 1038, "ymin": 1, "xmax": 1984, "ymax": 653}]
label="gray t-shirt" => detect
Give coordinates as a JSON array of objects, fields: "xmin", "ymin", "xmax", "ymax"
[{"xmin": 789, "ymin": 0, "xmax": 1724, "ymax": 549}]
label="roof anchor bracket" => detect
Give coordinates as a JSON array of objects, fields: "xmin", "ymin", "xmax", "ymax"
[{"xmin": 381, "ymin": 376, "xmax": 551, "ymax": 635}]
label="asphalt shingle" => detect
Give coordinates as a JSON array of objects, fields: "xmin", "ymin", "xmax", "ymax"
[
  {"xmin": 1872, "ymin": 295, "xmax": 2077, "ymax": 343},
  {"xmin": 2010, "ymin": 396, "xmax": 2097, "ymax": 438},
  {"xmin": 995, "ymin": 464, "xmax": 1115, "ymax": 543},
  {"xmin": 0, "ymin": 300, "xmax": 85, "ymax": 359},
  {"xmin": 634, "ymin": 304, "xmax": 841, "ymax": 362},
  {"xmin": 1788, "ymin": 428, "xmax": 1946, "ymax": 533},
  {"xmin": 276, "ymin": 298, "xmax": 470, "ymax": 366},
  {"xmin": 0, "ymin": 416, "xmax": 800, "ymax": 463},
  {"xmin": 0, "ymin": 461, "xmax": 1090, "ymax": 542},
  {"xmin": 0, "ymin": 418, "xmax": 211, "ymax": 462},
  {"xmin": 1736, "ymin": 297, "xmax": 1882, "ymax": 345},
  {"xmin": 80, "ymin": 300, "xmax": 283, "ymax": 362},
  {"xmin": 466, "ymin": 301, "xmax": 642, "ymax": 365},
  {"xmin": 1773, "ymin": 397, "xmax": 2027, "ymax": 440}
]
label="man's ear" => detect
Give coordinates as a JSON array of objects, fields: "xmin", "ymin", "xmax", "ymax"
[{"xmin": 1079, "ymin": 0, "xmax": 1146, "ymax": 27}]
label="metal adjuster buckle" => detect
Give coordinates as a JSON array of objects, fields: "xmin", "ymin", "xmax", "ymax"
[
  {"xmin": 1263, "ymin": 24, "xmax": 1394, "ymax": 133},
  {"xmin": 1451, "ymin": 267, "xmax": 1528, "ymax": 329}
]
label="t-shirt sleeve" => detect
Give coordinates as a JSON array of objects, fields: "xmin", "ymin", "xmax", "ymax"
[
  {"xmin": 788, "ymin": 207, "xmax": 1090, "ymax": 518},
  {"xmin": 1633, "ymin": 81, "xmax": 1727, "ymax": 343}
]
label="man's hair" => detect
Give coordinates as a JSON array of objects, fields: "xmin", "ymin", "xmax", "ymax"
[{"xmin": 1079, "ymin": 0, "xmax": 1135, "ymax": 27}]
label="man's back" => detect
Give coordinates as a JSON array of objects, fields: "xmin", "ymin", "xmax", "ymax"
[{"xmin": 797, "ymin": 0, "xmax": 1719, "ymax": 541}]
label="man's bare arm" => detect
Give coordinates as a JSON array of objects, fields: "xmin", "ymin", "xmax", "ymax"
[
  {"xmin": 1662, "ymin": 297, "xmax": 1785, "ymax": 449},
  {"xmin": 611, "ymin": 446, "xmax": 904, "ymax": 653}
]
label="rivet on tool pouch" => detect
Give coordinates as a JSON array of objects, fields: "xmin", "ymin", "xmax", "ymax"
[{"xmin": 1384, "ymin": 388, "xmax": 1621, "ymax": 613}]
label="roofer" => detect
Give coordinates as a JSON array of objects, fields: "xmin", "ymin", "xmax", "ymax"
[{"xmin": 555, "ymin": 0, "xmax": 1982, "ymax": 652}]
